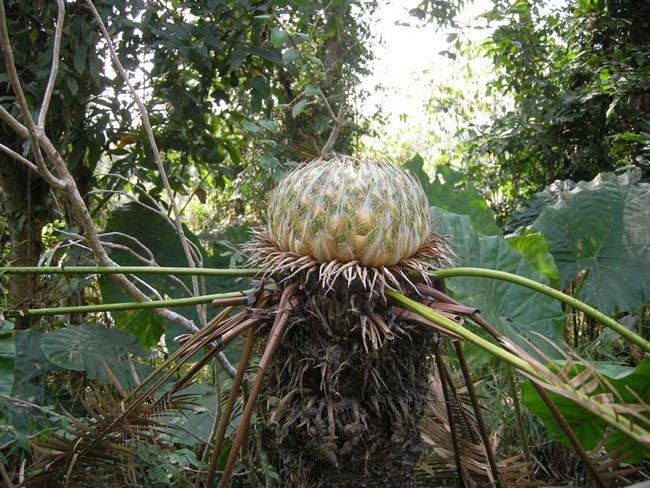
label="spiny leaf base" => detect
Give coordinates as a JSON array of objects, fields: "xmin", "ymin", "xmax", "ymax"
[{"xmin": 246, "ymin": 227, "xmax": 452, "ymax": 296}]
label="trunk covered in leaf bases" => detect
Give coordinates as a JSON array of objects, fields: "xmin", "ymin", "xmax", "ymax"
[
  {"xmin": 245, "ymin": 156, "xmax": 450, "ymax": 486},
  {"xmin": 258, "ymin": 276, "xmax": 436, "ymax": 487}
]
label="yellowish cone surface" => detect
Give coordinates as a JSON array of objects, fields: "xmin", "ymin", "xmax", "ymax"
[{"xmin": 267, "ymin": 156, "xmax": 431, "ymax": 267}]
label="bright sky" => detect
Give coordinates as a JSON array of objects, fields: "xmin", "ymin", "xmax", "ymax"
[{"xmin": 358, "ymin": 0, "xmax": 496, "ymax": 159}]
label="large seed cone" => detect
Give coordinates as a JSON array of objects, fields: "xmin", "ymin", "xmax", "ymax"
[
  {"xmin": 267, "ymin": 156, "xmax": 431, "ymax": 267},
  {"xmin": 257, "ymin": 279, "xmax": 436, "ymax": 487}
]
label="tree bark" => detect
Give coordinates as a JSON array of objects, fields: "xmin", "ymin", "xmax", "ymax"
[{"xmin": 0, "ymin": 155, "xmax": 49, "ymax": 329}]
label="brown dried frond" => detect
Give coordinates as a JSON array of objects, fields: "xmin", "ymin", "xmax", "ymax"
[
  {"xmin": 417, "ymin": 364, "xmax": 534, "ymax": 487},
  {"xmin": 245, "ymin": 227, "xmax": 452, "ymax": 295},
  {"xmin": 27, "ymin": 385, "xmax": 198, "ymax": 486}
]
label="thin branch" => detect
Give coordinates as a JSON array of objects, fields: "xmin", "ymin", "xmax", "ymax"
[
  {"xmin": 0, "ymin": 1, "xmax": 66, "ymax": 189},
  {"xmin": 0, "ymin": 393, "xmax": 64, "ymax": 419},
  {"xmin": 84, "ymin": 0, "xmax": 205, "ymax": 326},
  {"xmin": 321, "ymin": 103, "xmax": 345, "ymax": 156},
  {"xmin": 0, "ymin": 142, "xmax": 38, "ymax": 172},
  {"xmin": 0, "ymin": 104, "xmax": 28, "ymax": 137},
  {"xmin": 127, "ymin": 274, "xmax": 163, "ymax": 301},
  {"xmin": 94, "ymin": 172, "xmax": 169, "ymax": 214},
  {"xmin": 99, "ymin": 231, "xmax": 157, "ymax": 263},
  {"xmin": 38, "ymin": 0, "xmax": 65, "ymax": 128},
  {"xmin": 87, "ymin": 189, "xmax": 169, "ymax": 220}
]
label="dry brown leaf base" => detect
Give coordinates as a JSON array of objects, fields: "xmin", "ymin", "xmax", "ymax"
[
  {"xmin": 256, "ymin": 276, "xmax": 439, "ymax": 488},
  {"xmin": 245, "ymin": 228, "xmax": 452, "ymax": 297}
]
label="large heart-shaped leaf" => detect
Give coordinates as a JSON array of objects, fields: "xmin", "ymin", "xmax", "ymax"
[
  {"xmin": 532, "ymin": 170, "xmax": 650, "ymax": 314},
  {"xmin": 505, "ymin": 178, "xmax": 576, "ymax": 233},
  {"xmin": 405, "ymin": 155, "xmax": 501, "ymax": 236},
  {"xmin": 41, "ymin": 323, "xmax": 145, "ymax": 389},
  {"xmin": 430, "ymin": 207, "xmax": 566, "ymax": 361}
]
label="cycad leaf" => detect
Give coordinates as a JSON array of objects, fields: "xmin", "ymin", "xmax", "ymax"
[{"xmin": 521, "ymin": 357, "xmax": 650, "ymax": 462}]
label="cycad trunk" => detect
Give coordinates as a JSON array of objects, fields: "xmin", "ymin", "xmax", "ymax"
[{"xmin": 259, "ymin": 279, "xmax": 435, "ymax": 487}]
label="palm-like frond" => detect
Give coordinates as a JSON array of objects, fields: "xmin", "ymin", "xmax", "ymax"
[{"xmin": 417, "ymin": 357, "xmax": 534, "ymax": 487}]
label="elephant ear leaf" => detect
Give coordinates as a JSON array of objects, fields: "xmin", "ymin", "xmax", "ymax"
[
  {"xmin": 430, "ymin": 207, "xmax": 565, "ymax": 362},
  {"xmin": 41, "ymin": 323, "xmax": 145, "ymax": 390},
  {"xmin": 532, "ymin": 170, "xmax": 650, "ymax": 314}
]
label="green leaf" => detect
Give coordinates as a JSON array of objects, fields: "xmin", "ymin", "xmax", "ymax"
[
  {"xmin": 532, "ymin": 170, "xmax": 650, "ymax": 314},
  {"xmin": 304, "ymin": 85, "xmax": 322, "ymax": 97},
  {"xmin": 505, "ymin": 228, "xmax": 560, "ymax": 288},
  {"xmin": 291, "ymin": 98, "xmax": 308, "ymax": 118},
  {"xmin": 0, "ymin": 320, "xmax": 15, "ymax": 395},
  {"xmin": 270, "ymin": 27, "xmax": 289, "ymax": 48},
  {"xmin": 242, "ymin": 119, "xmax": 262, "ymax": 134},
  {"xmin": 249, "ymin": 76, "xmax": 270, "ymax": 98},
  {"xmin": 521, "ymin": 358, "xmax": 650, "ymax": 462},
  {"xmin": 430, "ymin": 207, "xmax": 565, "ymax": 361},
  {"xmin": 66, "ymin": 77, "xmax": 79, "ymax": 96},
  {"xmin": 119, "ymin": 308, "xmax": 165, "ymax": 349},
  {"xmin": 41, "ymin": 323, "xmax": 145, "ymax": 388},
  {"xmin": 404, "ymin": 155, "xmax": 501, "ymax": 236},
  {"xmin": 229, "ymin": 46, "xmax": 247, "ymax": 69},
  {"xmin": 73, "ymin": 44, "xmax": 88, "ymax": 74},
  {"xmin": 258, "ymin": 120, "xmax": 279, "ymax": 132},
  {"xmin": 282, "ymin": 48, "xmax": 299, "ymax": 64},
  {"xmin": 260, "ymin": 154, "xmax": 279, "ymax": 169}
]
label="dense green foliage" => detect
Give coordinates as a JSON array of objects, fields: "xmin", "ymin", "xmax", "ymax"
[{"xmin": 0, "ymin": 0, "xmax": 648, "ymax": 485}]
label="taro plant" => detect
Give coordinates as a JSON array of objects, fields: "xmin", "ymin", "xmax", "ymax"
[{"xmin": 1, "ymin": 1, "xmax": 649, "ymax": 487}]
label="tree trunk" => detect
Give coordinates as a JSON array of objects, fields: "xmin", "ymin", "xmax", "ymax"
[
  {"xmin": 258, "ymin": 280, "xmax": 434, "ymax": 487},
  {"xmin": 0, "ymin": 156, "xmax": 49, "ymax": 329}
]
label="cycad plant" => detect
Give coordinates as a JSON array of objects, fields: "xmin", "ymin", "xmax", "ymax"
[{"xmin": 244, "ymin": 155, "xmax": 450, "ymax": 487}]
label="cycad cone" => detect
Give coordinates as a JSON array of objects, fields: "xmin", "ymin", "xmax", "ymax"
[{"xmin": 267, "ymin": 156, "xmax": 431, "ymax": 267}]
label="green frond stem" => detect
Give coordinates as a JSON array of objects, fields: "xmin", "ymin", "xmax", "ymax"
[
  {"xmin": 386, "ymin": 290, "xmax": 650, "ymax": 448},
  {"xmin": 429, "ymin": 267, "xmax": 650, "ymax": 354},
  {"xmin": 9, "ymin": 289, "xmax": 256, "ymax": 317},
  {"xmin": 0, "ymin": 265, "xmax": 262, "ymax": 277}
]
